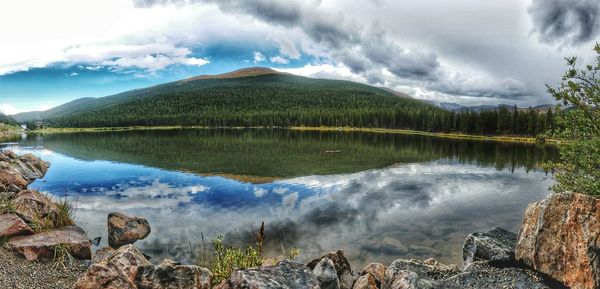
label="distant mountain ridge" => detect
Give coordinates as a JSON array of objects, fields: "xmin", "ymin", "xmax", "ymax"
[
  {"xmin": 430, "ymin": 101, "xmax": 556, "ymax": 113},
  {"xmin": 14, "ymin": 67, "xmax": 439, "ymax": 129}
]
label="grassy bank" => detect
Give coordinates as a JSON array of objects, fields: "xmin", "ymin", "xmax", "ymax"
[
  {"xmin": 34, "ymin": 125, "xmax": 565, "ymax": 144},
  {"xmin": 0, "ymin": 124, "xmax": 22, "ymax": 139}
]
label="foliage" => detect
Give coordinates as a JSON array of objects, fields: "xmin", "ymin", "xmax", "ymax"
[
  {"xmin": 28, "ymin": 73, "xmax": 553, "ymax": 136},
  {"xmin": 52, "ymin": 243, "xmax": 74, "ymax": 269},
  {"xmin": 209, "ymin": 223, "xmax": 265, "ymax": 285},
  {"xmin": 0, "ymin": 113, "xmax": 16, "ymax": 125},
  {"xmin": 546, "ymin": 44, "xmax": 600, "ymax": 196},
  {"xmin": 54, "ymin": 198, "xmax": 75, "ymax": 227},
  {"xmin": 0, "ymin": 197, "xmax": 15, "ymax": 214}
]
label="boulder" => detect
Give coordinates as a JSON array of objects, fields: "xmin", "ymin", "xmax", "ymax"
[
  {"xmin": 108, "ymin": 212, "xmax": 151, "ymax": 248},
  {"xmin": 516, "ymin": 192, "xmax": 600, "ymax": 289},
  {"xmin": 135, "ymin": 259, "xmax": 213, "ymax": 289},
  {"xmin": 216, "ymin": 260, "xmax": 320, "ymax": 289},
  {"xmin": 313, "ymin": 258, "xmax": 340, "ymax": 289},
  {"xmin": 8, "ymin": 226, "xmax": 91, "ymax": 261},
  {"xmin": 0, "ymin": 213, "xmax": 33, "ymax": 238},
  {"xmin": 462, "ymin": 227, "xmax": 517, "ymax": 266},
  {"xmin": 445, "ymin": 261, "xmax": 552, "ymax": 289},
  {"xmin": 382, "ymin": 259, "xmax": 458, "ymax": 289},
  {"xmin": 107, "ymin": 244, "xmax": 152, "ymax": 279},
  {"xmin": 12, "ymin": 189, "xmax": 59, "ymax": 224},
  {"xmin": 92, "ymin": 246, "xmax": 116, "ymax": 264},
  {"xmin": 353, "ymin": 274, "xmax": 378, "ymax": 289},
  {"xmin": 0, "ymin": 164, "xmax": 28, "ymax": 192},
  {"xmin": 9, "ymin": 153, "xmax": 49, "ymax": 183},
  {"xmin": 360, "ymin": 263, "xmax": 386, "ymax": 286},
  {"xmin": 72, "ymin": 261, "xmax": 137, "ymax": 289},
  {"xmin": 307, "ymin": 250, "xmax": 355, "ymax": 289}
]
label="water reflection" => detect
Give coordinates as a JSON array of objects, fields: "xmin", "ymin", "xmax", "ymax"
[{"xmin": 1, "ymin": 129, "xmax": 557, "ymax": 269}]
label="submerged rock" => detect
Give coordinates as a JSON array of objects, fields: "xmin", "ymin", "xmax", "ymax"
[
  {"xmin": 307, "ymin": 250, "xmax": 355, "ymax": 289},
  {"xmin": 8, "ymin": 226, "xmax": 92, "ymax": 261},
  {"xmin": 108, "ymin": 212, "xmax": 151, "ymax": 249},
  {"xmin": 462, "ymin": 227, "xmax": 517, "ymax": 266},
  {"xmin": 135, "ymin": 259, "xmax": 213, "ymax": 289},
  {"xmin": 0, "ymin": 213, "xmax": 33, "ymax": 238},
  {"xmin": 217, "ymin": 260, "xmax": 320, "ymax": 289},
  {"xmin": 516, "ymin": 191, "xmax": 600, "ymax": 289},
  {"xmin": 313, "ymin": 258, "xmax": 340, "ymax": 289}
]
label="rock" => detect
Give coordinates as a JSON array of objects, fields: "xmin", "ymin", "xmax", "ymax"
[
  {"xmin": 462, "ymin": 227, "xmax": 517, "ymax": 266},
  {"xmin": 216, "ymin": 260, "xmax": 320, "ymax": 289},
  {"xmin": 516, "ymin": 191, "xmax": 600, "ymax": 289},
  {"xmin": 8, "ymin": 226, "xmax": 91, "ymax": 261},
  {"xmin": 108, "ymin": 212, "xmax": 151, "ymax": 248},
  {"xmin": 0, "ymin": 213, "xmax": 33, "ymax": 238},
  {"xmin": 10, "ymin": 153, "xmax": 49, "ymax": 183},
  {"xmin": 445, "ymin": 261, "xmax": 552, "ymax": 289},
  {"xmin": 12, "ymin": 189, "xmax": 59, "ymax": 224},
  {"xmin": 353, "ymin": 274, "xmax": 378, "ymax": 289},
  {"xmin": 382, "ymin": 259, "xmax": 459, "ymax": 289},
  {"xmin": 383, "ymin": 259, "xmax": 551, "ymax": 289},
  {"xmin": 0, "ymin": 164, "xmax": 28, "ymax": 192},
  {"xmin": 360, "ymin": 263, "xmax": 386, "ymax": 287},
  {"xmin": 72, "ymin": 261, "xmax": 137, "ymax": 289},
  {"xmin": 135, "ymin": 259, "xmax": 213, "ymax": 289},
  {"xmin": 92, "ymin": 246, "xmax": 116, "ymax": 264},
  {"xmin": 307, "ymin": 250, "xmax": 355, "ymax": 289},
  {"xmin": 107, "ymin": 244, "xmax": 152, "ymax": 279},
  {"xmin": 313, "ymin": 258, "xmax": 340, "ymax": 289}
]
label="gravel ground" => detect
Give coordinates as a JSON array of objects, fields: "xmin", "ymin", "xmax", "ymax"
[{"xmin": 0, "ymin": 248, "xmax": 88, "ymax": 289}]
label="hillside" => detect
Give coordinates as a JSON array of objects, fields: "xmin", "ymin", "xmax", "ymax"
[{"xmin": 14, "ymin": 67, "xmax": 440, "ymax": 129}]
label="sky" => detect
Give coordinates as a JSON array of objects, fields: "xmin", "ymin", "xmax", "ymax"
[{"xmin": 0, "ymin": 0, "xmax": 599, "ymax": 114}]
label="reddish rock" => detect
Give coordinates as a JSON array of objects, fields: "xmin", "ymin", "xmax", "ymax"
[
  {"xmin": 360, "ymin": 263, "xmax": 386, "ymax": 286},
  {"xmin": 8, "ymin": 226, "xmax": 92, "ymax": 261},
  {"xmin": 0, "ymin": 167, "xmax": 28, "ymax": 192},
  {"xmin": 108, "ymin": 212, "xmax": 151, "ymax": 248},
  {"xmin": 107, "ymin": 244, "xmax": 152, "ymax": 279},
  {"xmin": 12, "ymin": 189, "xmax": 59, "ymax": 224},
  {"xmin": 353, "ymin": 274, "xmax": 378, "ymax": 289},
  {"xmin": 0, "ymin": 213, "xmax": 33, "ymax": 238},
  {"xmin": 516, "ymin": 192, "xmax": 600, "ymax": 289},
  {"xmin": 92, "ymin": 246, "xmax": 116, "ymax": 264},
  {"xmin": 72, "ymin": 262, "xmax": 137, "ymax": 289},
  {"xmin": 12, "ymin": 153, "xmax": 49, "ymax": 182}
]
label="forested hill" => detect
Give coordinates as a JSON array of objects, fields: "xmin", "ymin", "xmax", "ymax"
[
  {"xmin": 14, "ymin": 67, "xmax": 555, "ymax": 136},
  {"xmin": 14, "ymin": 68, "xmax": 440, "ymax": 129}
]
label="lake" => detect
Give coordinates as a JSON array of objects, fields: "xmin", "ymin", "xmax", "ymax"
[{"xmin": 0, "ymin": 129, "xmax": 558, "ymax": 269}]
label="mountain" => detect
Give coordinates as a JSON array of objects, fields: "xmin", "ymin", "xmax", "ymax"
[
  {"xmin": 15, "ymin": 67, "xmax": 440, "ymax": 129},
  {"xmin": 430, "ymin": 101, "xmax": 557, "ymax": 113}
]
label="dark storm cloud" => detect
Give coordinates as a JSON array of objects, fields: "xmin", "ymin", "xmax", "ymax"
[{"xmin": 529, "ymin": 0, "xmax": 600, "ymax": 45}]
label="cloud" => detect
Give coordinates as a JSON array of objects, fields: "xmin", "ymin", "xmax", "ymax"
[
  {"xmin": 270, "ymin": 32, "xmax": 301, "ymax": 59},
  {"xmin": 270, "ymin": 56, "xmax": 289, "ymax": 64},
  {"xmin": 253, "ymin": 51, "xmax": 266, "ymax": 62},
  {"xmin": 0, "ymin": 104, "xmax": 20, "ymax": 115},
  {"xmin": 528, "ymin": 0, "xmax": 600, "ymax": 46}
]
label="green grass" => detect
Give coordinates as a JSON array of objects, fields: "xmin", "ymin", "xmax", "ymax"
[{"xmin": 0, "ymin": 197, "xmax": 15, "ymax": 215}]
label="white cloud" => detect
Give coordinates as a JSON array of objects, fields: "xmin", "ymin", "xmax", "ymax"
[
  {"xmin": 0, "ymin": 104, "xmax": 20, "ymax": 115},
  {"xmin": 270, "ymin": 56, "xmax": 290, "ymax": 64},
  {"xmin": 253, "ymin": 51, "xmax": 266, "ymax": 62},
  {"xmin": 271, "ymin": 32, "xmax": 301, "ymax": 59}
]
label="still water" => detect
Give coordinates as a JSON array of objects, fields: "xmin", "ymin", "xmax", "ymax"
[{"xmin": 0, "ymin": 129, "xmax": 558, "ymax": 268}]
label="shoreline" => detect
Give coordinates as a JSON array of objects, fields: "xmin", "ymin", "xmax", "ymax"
[{"xmin": 32, "ymin": 125, "xmax": 565, "ymax": 145}]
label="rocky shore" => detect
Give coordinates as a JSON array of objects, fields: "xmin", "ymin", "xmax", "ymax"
[{"xmin": 0, "ymin": 150, "xmax": 598, "ymax": 288}]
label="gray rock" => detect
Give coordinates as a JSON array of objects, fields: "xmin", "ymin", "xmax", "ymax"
[
  {"xmin": 216, "ymin": 260, "xmax": 320, "ymax": 289},
  {"xmin": 307, "ymin": 250, "xmax": 355, "ymax": 289},
  {"xmin": 446, "ymin": 261, "xmax": 552, "ymax": 289},
  {"xmin": 463, "ymin": 227, "xmax": 517, "ymax": 266},
  {"xmin": 313, "ymin": 258, "xmax": 340, "ymax": 289},
  {"xmin": 135, "ymin": 259, "xmax": 213, "ymax": 289},
  {"xmin": 383, "ymin": 259, "xmax": 459, "ymax": 289},
  {"xmin": 107, "ymin": 212, "xmax": 151, "ymax": 248}
]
